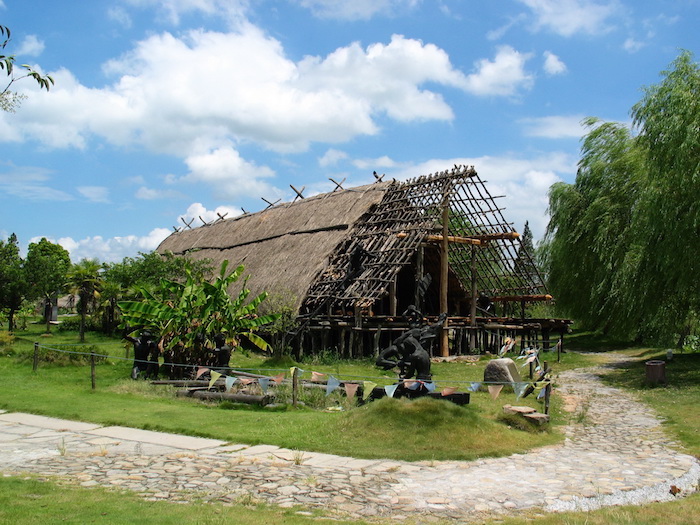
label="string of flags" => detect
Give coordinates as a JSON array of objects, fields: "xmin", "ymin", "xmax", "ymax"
[{"xmin": 192, "ymin": 365, "xmax": 551, "ymax": 401}]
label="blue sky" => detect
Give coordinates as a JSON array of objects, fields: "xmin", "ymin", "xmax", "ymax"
[{"xmin": 1, "ymin": 0, "xmax": 698, "ymax": 262}]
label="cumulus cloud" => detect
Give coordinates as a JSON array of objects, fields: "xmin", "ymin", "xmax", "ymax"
[
  {"xmin": 517, "ymin": 0, "xmax": 618, "ymax": 37},
  {"xmin": 169, "ymin": 144, "xmax": 281, "ymax": 201},
  {"xmin": 16, "ymin": 35, "xmax": 45, "ymax": 57},
  {"xmin": 178, "ymin": 202, "xmax": 242, "ymax": 228},
  {"xmin": 123, "ymin": 0, "xmax": 250, "ymax": 27},
  {"xmin": 318, "ymin": 148, "xmax": 348, "ymax": 167},
  {"xmin": 39, "ymin": 227, "xmax": 172, "ymax": 263},
  {"xmin": 464, "ymin": 46, "xmax": 534, "ymax": 97},
  {"xmin": 297, "ymin": 0, "xmax": 420, "ymax": 20},
  {"xmin": 543, "ymin": 51, "xmax": 567, "ymax": 75},
  {"xmin": 519, "ymin": 115, "xmax": 586, "ymax": 139}
]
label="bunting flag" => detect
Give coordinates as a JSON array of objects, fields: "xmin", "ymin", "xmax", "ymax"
[
  {"xmin": 441, "ymin": 386, "xmax": 457, "ymax": 396},
  {"xmin": 513, "ymin": 382, "xmax": 528, "ymax": 399},
  {"xmin": 384, "ymin": 383, "xmax": 399, "ymax": 398},
  {"xmin": 468, "ymin": 382, "xmax": 482, "ymax": 392},
  {"xmin": 537, "ymin": 386, "xmax": 547, "ymax": 400},
  {"xmin": 195, "ymin": 367, "xmax": 209, "ymax": 379},
  {"xmin": 488, "ymin": 384, "xmax": 503, "ymax": 400},
  {"xmin": 344, "ymin": 382, "xmax": 359, "ymax": 399},
  {"xmin": 424, "ymin": 381, "xmax": 436, "ymax": 392},
  {"xmin": 225, "ymin": 376, "xmax": 237, "ymax": 392},
  {"xmin": 405, "ymin": 380, "xmax": 420, "ymax": 391},
  {"xmin": 238, "ymin": 377, "xmax": 255, "ymax": 385},
  {"xmin": 325, "ymin": 375, "xmax": 341, "ymax": 396},
  {"xmin": 208, "ymin": 370, "xmax": 222, "ymax": 389},
  {"xmin": 362, "ymin": 381, "xmax": 377, "ymax": 401},
  {"xmin": 272, "ymin": 372, "xmax": 285, "ymax": 384},
  {"xmin": 311, "ymin": 371, "xmax": 327, "ymax": 382},
  {"xmin": 289, "ymin": 366, "xmax": 297, "ymax": 379},
  {"xmin": 258, "ymin": 377, "xmax": 270, "ymax": 393}
]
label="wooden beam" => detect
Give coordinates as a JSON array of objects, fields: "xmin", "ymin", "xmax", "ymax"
[
  {"xmin": 490, "ymin": 294, "xmax": 553, "ymax": 302},
  {"xmin": 396, "ymin": 232, "xmax": 483, "ymax": 246},
  {"xmin": 440, "ymin": 196, "xmax": 449, "ymax": 357},
  {"xmin": 468, "ymin": 231, "xmax": 520, "ymax": 241}
]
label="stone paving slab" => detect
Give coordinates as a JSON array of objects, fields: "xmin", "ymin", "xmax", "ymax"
[
  {"xmin": 85, "ymin": 426, "xmax": 227, "ymax": 451},
  {"xmin": 0, "ymin": 413, "xmax": 102, "ymax": 432}
]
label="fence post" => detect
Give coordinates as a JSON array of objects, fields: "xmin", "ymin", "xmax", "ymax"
[
  {"xmin": 543, "ymin": 360, "xmax": 551, "ymax": 415},
  {"xmin": 292, "ymin": 367, "xmax": 298, "ymax": 408},
  {"xmin": 90, "ymin": 352, "xmax": 96, "ymax": 390},
  {"xmin": 33, "ymin": 342, "xmax": 39, "ymax": 372}
]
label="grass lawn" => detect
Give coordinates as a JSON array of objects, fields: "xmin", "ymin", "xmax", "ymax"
[{"xmin": 2, "ymin": 325, "xmax": 699, "ymax": 524}]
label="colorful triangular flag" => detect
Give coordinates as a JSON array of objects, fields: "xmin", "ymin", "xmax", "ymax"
[
  {"xmin": 513, "ymin": 381, "xmax": 528, "ymax": 399},
  {"xmin": 488, "ymin": 384, "xmax": 503, "ymax": 400},
  {"xmin": 441, "ymin": 386, "xmax": 457, "ymax": 396},
  {"xmin": 311, "ymin": 371, "xmax": 327, "ymax": 382},
  {"xmin": 272, "ymin": 372, "xmax": 285, "ymax": 384},
  {"xmin": 326, "ymin": 375, "xmax": 341, "ymax": 396},
  {"xmin": 258, "ymin": 377, "xmax": 270, "ymax": 393},
  {"xmin": 344, "ymin": 383, "xmax": 359, "ymax": 399},
  {"xmin": 208, "ymin": 370, "xmax": 222, "ymax": 389},
  {"xmin": 424, "ymin": 381, "xmax": 436, "ymax": 392},
  {"xmin": 196, "ymin": 367, "xmax": 209, "ymax": 379},
  {"xmin": 469, "ymin": 382, "xmax": 482, "ymax": 392},
  {"xmin": 224, "ymin": 376, "xmax": 237, "ymax": 392},
  {"xmin": 384, "ymin": 383, "xmax": 399, "ymax": 398},
  {"xmin": 362, "ymin": 381, "xmax": 377, "ymax": 401}
]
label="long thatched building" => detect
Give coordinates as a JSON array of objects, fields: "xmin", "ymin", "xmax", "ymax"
[{"xmin": 157, "ymin": 165, "xmax": 571, "ymax": 358}]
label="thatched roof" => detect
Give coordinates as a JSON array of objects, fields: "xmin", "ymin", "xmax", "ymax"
[
  {"xmin": 157, "ymin": 165, "xmax": 548, "ymax": 317},
  {"xmin": 156, "ymin": 182, "xmax": 391, "ymax": 311}
]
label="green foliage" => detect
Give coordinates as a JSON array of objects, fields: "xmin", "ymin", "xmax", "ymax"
[
  {"xmin": 118, "ymin": 260, "xmax": 278, "ymax": 357},
  {"xmin": 0, "ymin": 233, "xmax": 27, "ymax": 331},
  {"xmin": 66, "ymin": 258, "xmax": 104, "ymax": 343},
  {"xmin": 0, "ymin": 24, "xmax": 54, "ymax": 112},
  {"xmin": 542, "ymin": 51, "xmax": 700, "ymax": 343}
]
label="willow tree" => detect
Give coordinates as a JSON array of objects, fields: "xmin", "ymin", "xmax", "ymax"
[{"xmin": 543, "ymin": 51, "xmax": 700, "ymax": 343}]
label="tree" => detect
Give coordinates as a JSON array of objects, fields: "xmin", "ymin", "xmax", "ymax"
[
  {"xmin": 24, "ymin": 238, "xmax": 71, "ymax": 332},
  {"xmin": 66, "ymin": 258, "xmax": 103, "ymax": 342},
  {"xmin": 1, "ymin": 24, "xmax": 54, "ymax": 112},
  {"xmin": 542, "ymin": 51, "xmax": 700, "ymax": 343},
  {"xmin": 0, "ymin": 234, "xmax": 27, "ymax": 331}
]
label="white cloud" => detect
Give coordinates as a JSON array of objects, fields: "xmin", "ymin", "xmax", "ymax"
[
  {"xmin": 352, "ymin": 155, "xmax": 401, "ymax": 170},
  {"xmin": 171, "ymin": 144, "xmax": 281, "ymax": 201},
  {"xmin": 135, "ymin": 186, "xmax": 183, "ymax": 200},
  {"xmin": 0, "ymin": 164, "xmax": 73, "ymax": 201},
  {"xmin": 519, "ymin": 115, "xmax": 586, "ymax": 139},
  {"xmin": 543, "ymin": 51, "xmax": 567, "ymax": 75},
  {"xmin": 297, "ymin": 0, "xmax": 420, "ymax": 20},
  {"xmin": 623, "ymin": 38, "xmax": 645, "ymax": 53},
  {"xmin": 108, "ymin": 6, "xmax": 133, "ymax": 28},
  {"xmin": 318, "ymin": 148, "xmax": 348, "ymax": 167},
  {"xmin": 517, "ymin": 0, "xmax": 618, "ymax": 37},
  {"xmin": 16, "ymin": 35, "xmax": 45, "ymax": 57},
  {"xmin": 178, "ymin": 202, "xmax": 241, "ymax": 228},
  {"xmin": 39, "ymin": 227, "xmax": 172, "ymax": 263},
  {"xmin": 464, "ymin": 46, "xmax": 534, "ymax": 97},
  {"xmin": 123, "ymin": 0, "xmax": 250, "ymax": 27},
  {"xmin": 77, "ymin": 186, "xmax": 110, "ymax": 203},
  {"xmin": 387, "ymin": 152, "xmax": 576, "ymax": 241}
]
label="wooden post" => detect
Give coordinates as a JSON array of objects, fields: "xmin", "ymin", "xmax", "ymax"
[
  {"xmin": 373, "ymin": 326, "xmax": 382, "ymax": 358},
  {"xmin": 440, "ymin": 194, "xmax": 450, "ymax": 357},
  {"xmin": 33, "ymin": 342, "xmax": 39, "ymax": 372},
  {"xmin": 414, "ymin": 246, "xmax": 424, "ymax": 309},
  {"xmin": 557, "ymin": 334, "xmax": 563, "ymax": 363},
  {"xmin": 90, "ymin": 352, "xmax": 96, "ymax": 390},
  {"xmin": 469, "ymin": 245, "xmax": 478, "ymax": 352},
  {"xmin": 543, "ymin": 361, "xmax": 550, "ymax": 415},
  {"xmin": 292, "ymin": 367, "xmax": 299, "ymax": 408},
  {"xmin": 389, "ymin": 277, "xmax": 397, "ymax": 317}
]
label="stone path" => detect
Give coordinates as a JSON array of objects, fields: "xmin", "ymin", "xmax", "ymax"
[{"xmin": 1, "ymin": 357, "xmax": 698, "ymax": 522}]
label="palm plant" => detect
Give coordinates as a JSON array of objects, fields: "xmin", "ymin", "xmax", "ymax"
[{"xmin": 66, "ymin": 258, "xmax": 103, "ymax": 342}]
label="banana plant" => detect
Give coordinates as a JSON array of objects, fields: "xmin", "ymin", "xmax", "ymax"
[{"xmin": 118, "ymin": 260, "xmax": 278, "ymax": 356}]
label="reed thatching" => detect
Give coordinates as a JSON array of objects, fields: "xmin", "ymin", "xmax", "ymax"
[{"xmin": 156, "ymin": 182, "xmax": 391, "ymax": 311}]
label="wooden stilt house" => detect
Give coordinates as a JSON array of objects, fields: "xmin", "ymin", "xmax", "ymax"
[{"xmin": 156, "ymin": 165, "xmax": 571, "ymax": 358}]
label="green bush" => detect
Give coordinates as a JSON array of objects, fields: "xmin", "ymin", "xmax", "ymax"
[
  {"xmin": 56, "ymin": 316, "xmax": 100, "ymax": 333},
  {"xmin": 0, "ymin": 330, "xmax": 15, "ymax": 356}
]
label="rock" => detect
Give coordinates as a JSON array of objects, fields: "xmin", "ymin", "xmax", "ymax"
[
  {"xmin": 503, "ymin": 405, "xmax": 536, "ymax": 415},
  {"xmin": 483, "ymin": 358, "xmax": 522, "ymax": 384}
]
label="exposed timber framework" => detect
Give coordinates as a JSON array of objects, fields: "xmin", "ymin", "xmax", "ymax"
[{"xmin": 156, "ymin": 165, "xmax": 571, "ymax": 359}]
